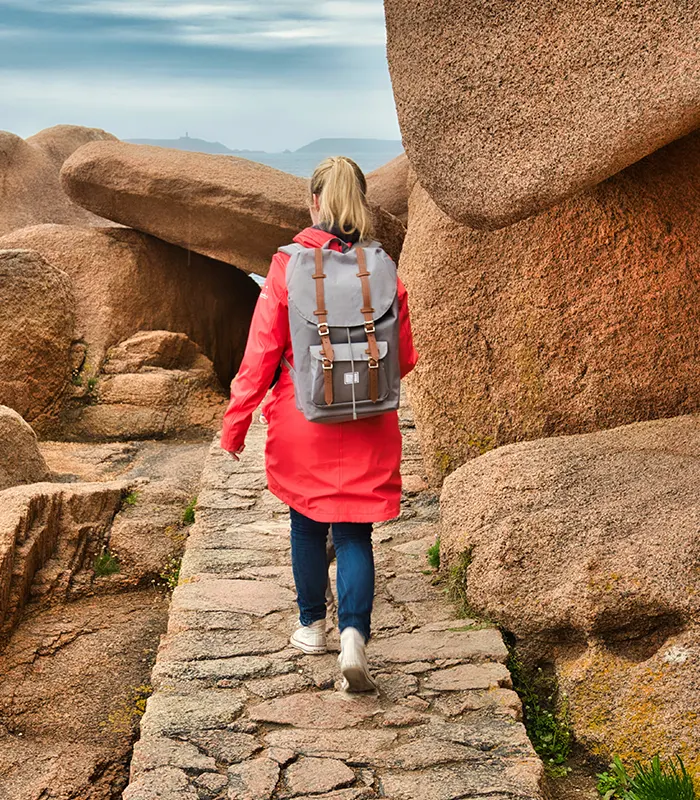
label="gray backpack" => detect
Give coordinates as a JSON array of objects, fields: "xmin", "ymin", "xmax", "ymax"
[{"xmin": 280, "ymin": 238, "xmax": 400, "ymax": 423}]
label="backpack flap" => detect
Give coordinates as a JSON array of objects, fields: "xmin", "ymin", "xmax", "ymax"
[{"xmin": 286, "ymin": 246, "xmax": 397, "ymax": 329}]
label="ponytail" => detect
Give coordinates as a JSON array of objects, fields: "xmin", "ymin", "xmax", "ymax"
[{"xmin": 310, "ymin": 156, "xmax": 374, "ymax": 241}]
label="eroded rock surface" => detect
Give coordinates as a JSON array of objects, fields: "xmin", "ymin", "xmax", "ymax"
[
  {"xmin": 386, "ymin": 0, "xmax": 700, "ymax": 228},
  {"xmin": 61, "ymin": 141, "xmax": 406, "ymax": 274},
  {"xmin": 0, "ymin": 589, "xmax": 168, "ymax": 800},
  {"xmin": 401, "ymin": 133, "xmax": 700, "ymax": 483},
  {"xmin": 440, "ymin": 413, "xmax": 700, "ymax": 768},
  {"xmin": 0, "ymin": 406, "xmax": 49, "ymax": 491},
  {"xmin": 0, "ymin": 249, "xmax": 75, "ymax": 434},
  {"xmin": 0, "ymin": 480, "xmax": 126, "ymax": 637},
  {"xmin": 65, "ymin": 331, "xmax": 228, "ymax": 442},
  {"xmin": 0, "ymin": 437, "xmax": 210, "ymax": 798}
]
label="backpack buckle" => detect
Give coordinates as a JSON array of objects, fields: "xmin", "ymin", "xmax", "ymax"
[
  {"xmin": 322, "ymin": 359, "xmax": 333, "ymax": 371},
  {"xmin": 368, "ymin": 358, "xmax": 379, "ymax": 369},
  {"xmin": 317, "ymin": 322, "xmax": 330, "ymax": 337},
  {"xmin": 364, "ymin": 321, "xmax": 376, "ymax": 335}
]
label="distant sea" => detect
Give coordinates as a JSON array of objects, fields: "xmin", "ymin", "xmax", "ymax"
[
  {"xmin": 241, "ymin": 150, "xmax": 402, "ymax": 178},
  {"xmin": 125, "ymin": 137, "xmax": 404, "ymax": 178}
]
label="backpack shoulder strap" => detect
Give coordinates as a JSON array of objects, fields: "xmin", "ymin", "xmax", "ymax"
[
  {"xmin": 313, "ymin": 248, "xmax": 335, "ymax": 406},
  {"xmin": 355, "ymin": 247, "xmax": 381, "ymax": 404}
]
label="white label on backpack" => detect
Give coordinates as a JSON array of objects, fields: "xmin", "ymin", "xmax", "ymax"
[{"xmin": 344, "ymin": 372, "xmax": 360, "ymax": 385}]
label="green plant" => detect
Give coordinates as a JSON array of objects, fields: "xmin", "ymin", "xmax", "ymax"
[
  {"xmin": 597, "ymin": 755, "xmax": 696, "ymax": 800},
  {"xmin": 446, "ymin": 546, "xmax": 474, "ymax": 618},
  {"xmin": 182, "ymin": 497, "xmax": 197, "ymax": 525},
  {"xmin": 427, "ymin": 539, "xmax": 441, "ymax": 570},
  {"xmin": 94, "ymin": 548, "xmax": 121, "ymax": 576},
  {"xmin": 507, "ymin": 647, "xmax": 572, "ymax": 777},
  {"xmin": 121, "ymin": 490, "xmax": 140, "ymax": 509},
  {"xmin": 158, "ymin": 555, "xmax": 182, "ymax": 592}
]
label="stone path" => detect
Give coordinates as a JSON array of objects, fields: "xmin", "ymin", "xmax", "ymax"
[{"xmin": 124, "ymin": 409, "xmax": 545, "ymax": 800}]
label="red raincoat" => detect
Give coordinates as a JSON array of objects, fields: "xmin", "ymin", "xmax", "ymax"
[{"xmin": 220, "ymin": 226, "xmax": 419, "ymax": 523}]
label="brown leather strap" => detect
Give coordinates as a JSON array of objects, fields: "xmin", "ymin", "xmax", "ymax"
[
  {"xmin": 355, "ymin": 247, "xmax": 380, "ymax": 403},
  {"xmin": 312, "ymin": 248, "xmax": 334, "ymax": 405}
]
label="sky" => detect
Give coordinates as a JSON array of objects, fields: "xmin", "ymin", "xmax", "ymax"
[{"xmin": 0, "ymin": 0, "xmax": 401, "ymax": 151}]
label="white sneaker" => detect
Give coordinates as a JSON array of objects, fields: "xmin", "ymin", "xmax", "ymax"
[
  {"xmin": 338, "ymin": 627, "xmax": 376, "ymax": 692},
  {"xmin": 290, "ymin": 619, "xmax": 327, "ymax": 654}
]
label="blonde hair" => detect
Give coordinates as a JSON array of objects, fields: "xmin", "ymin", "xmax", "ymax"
[{"xmin": 310, "ymin": 156, "xmax": 374, "ymax": 241}]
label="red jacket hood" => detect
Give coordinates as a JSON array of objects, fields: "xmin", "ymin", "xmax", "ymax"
[{"xmin": 292, "ymin": 227, "xmax": 341, "ymax": 249}]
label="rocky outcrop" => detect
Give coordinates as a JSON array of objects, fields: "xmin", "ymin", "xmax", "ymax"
[
  {"xmin": 367, "ymin": 153, "xmax": 409, "ymax": 224},
  {"xmin": 66, "ymin": 331, "xmax": 228, "ymax": 441},
  {"xmin": 385, "ymin": 0, "xmax": 700, "ymax": 228},
  {"xmin": 27, "ymin": 124, "xmax": 118, "ymax": 170},
  {"xmin": 0, "ymin": 249, "xmax": 75, "ymax": 433},
  {"xmin": 0, "ymin": 480, "xmax": 127, "ymax": 638},
  {"xmin": 400, "ymin": 132, "xmax": 700, "ymax": 484},
  {"xmin": 440, "ymin": 413, "xmax": 700, "ymax": 769},
  {"xmin": 0, "ymin": 131, "xmax": 96, "ymax": 236},
  {"xmin": 0, "ymin": 225, "xmax": 259, "ymax": 389},
  {"xmin": 0, "ymin": 406, "xmax": 50, "ymax": 491},
  {"xmin": 60, "ymin": 141, "xmax": 405, "ymax": 274}
]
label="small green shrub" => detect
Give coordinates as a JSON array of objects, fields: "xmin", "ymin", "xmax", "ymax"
[
  {"xmin": 597, "ymin": 755, "xmax": 696, "ymax": 800},
  {"xmin": 121, "ymin": 490, "xmax": 140, "ymax": 509},
  {"xmin": 427, "ymin": 539, "xmax": 441, "ymax": 570},
  {"xmin": 507, "ymin": 647, "xmax": 572, "ymax": 777},
  {"xmin": 183, "ymin": 497, "xmax": 197, "ymax": 525},
  {"xmin": 94, "ymin": 549, "xmax": 121, "ymax": 576}
]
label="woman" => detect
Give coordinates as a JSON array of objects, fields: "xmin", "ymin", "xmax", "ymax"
[{"xmin": 220, "ymin": 156, "xmax": 418, "ymax": 692}]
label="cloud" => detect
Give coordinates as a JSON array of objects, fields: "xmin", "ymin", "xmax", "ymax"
[
  {"xmin": 0, "ymin": 0, "xmax": 387, "ymax": 48},
  {"xmin": 0, "ymin": 1, "xmax": 398, "ymax": 148}
]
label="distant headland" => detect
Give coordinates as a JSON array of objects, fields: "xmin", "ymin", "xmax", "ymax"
[{"xmin": 123, "ymin": 134, "xmax": 404, "ymax": 177}]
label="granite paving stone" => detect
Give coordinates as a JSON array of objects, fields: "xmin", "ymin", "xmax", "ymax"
[{"xmin": 123, "ymin": 415, "xmax": 545, "ymax": 799}]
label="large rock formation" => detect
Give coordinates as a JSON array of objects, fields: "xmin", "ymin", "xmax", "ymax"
[
  {"xmin": 385, "ymin": 0, "xmax": 700, "ymax": 228},
  {"xmin": 0, "ymin": 250, "xmax": 75, "ymax": 433},
  {"xmin": 60, "ymin": 141, "xmax": 405, "ymax": 274},
  {"xmin": 0, "ymin": 225, "xmax": 259, "ymax": 389},
  {"xmin": 27, "ymin": 124, "xmax": 118, "ymax": 170},
  {"xmin": 0, "ymin": 407, "xmax": 50, "ymax": 491},
  {"xmin": 440, "ymin": 414, "xmax": 700, "ymax": 769},
  {"xmin": 67, "ymin": 331, "xmax": 228, "ymax": 441},
  {"xmin": 0, "ymin": 131, "xmax": 95, "ymax": 236},
  {"xmin": 400, "ymin": 132, "xmax": 700, "ymax": 484},
  {"xmin": 367, "ymin": 153, "xmax": 409, "ymax": 224}
]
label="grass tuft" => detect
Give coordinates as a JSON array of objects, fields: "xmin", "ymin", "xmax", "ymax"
[
  {"xmin": 182, "ymin": 497, "xmax": 197, "ymax": 526},
  {"xmin": 427, "ymin": 538, "xmax": 441, "ymax": 570},
  {"xmin": 597, "ymin": 755, "xmax": 696, "ymax": 800}
]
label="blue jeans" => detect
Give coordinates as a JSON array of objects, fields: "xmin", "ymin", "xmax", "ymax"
[{"xmin": 289, "ymin": 508, "xmax": 374, "ymax": 642}]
